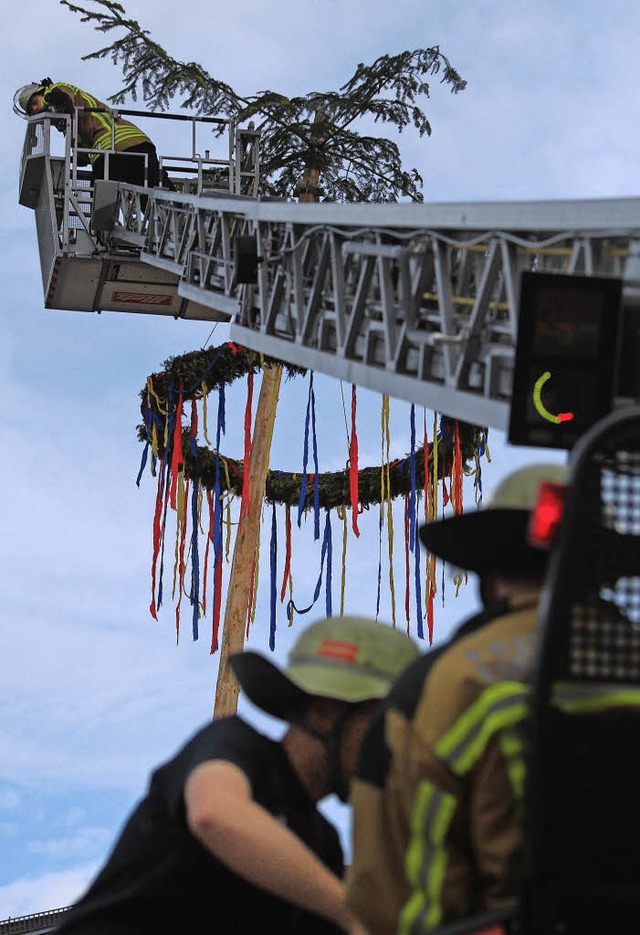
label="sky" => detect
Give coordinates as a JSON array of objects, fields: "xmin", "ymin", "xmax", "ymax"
[{"xmin": 1, "ymin": 0, "xmax": 638, "ymax": 920}]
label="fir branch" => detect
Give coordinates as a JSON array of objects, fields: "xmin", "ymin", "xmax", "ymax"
[{"xmin": 63, "ymin": 0, "xmax": 467, "ymax": 202}]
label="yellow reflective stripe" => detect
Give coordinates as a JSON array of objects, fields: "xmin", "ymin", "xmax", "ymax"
[
  {"xmin": 402, "ymin": 683, "xmax": 529, "ymax": 933},
  {"xmin": 435, "ymin": 681, "xmax": 529, "ymax": 774},
  {"xmin": 47, "ymin": 83, "xmax": 110, "ymax": 127},
  {"xmin": 399, "ymin": 891, "xmax": 427, "ymax": 935},
  {"xmin": 552, "ymin": 682, "xmax": 640, "ymax": 713},
  {"xmin": 499, "ymin": 726, "xmax": 526, "ymax": 801},
  {"xmin": 93, "ymin": 127, "xmax": 149, "ymax": 150},
  {"xmin": 403, "ymin": 782, "xmax": 456, "ymax": 935}
]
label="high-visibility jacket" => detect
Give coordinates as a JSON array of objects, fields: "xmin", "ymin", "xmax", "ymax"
[
  {"xmin": 402, "ymin": 596, "xmax": 640, "ymax": 935},
  {"xmin": 41, "ymin": 82, "xmax": 152, "ymax": 162},
  {"xmin": 398, "ymin": 592, "xmax": 540, "ymax": 934},
  {"xmin": 345, "ymin": 598, "xmax": 510, "ymax": 935}
]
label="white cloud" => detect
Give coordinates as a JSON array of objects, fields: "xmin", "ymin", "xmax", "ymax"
[{"xmin": 27, "ymin": 828, "xmax": 112, "ymax": 860}]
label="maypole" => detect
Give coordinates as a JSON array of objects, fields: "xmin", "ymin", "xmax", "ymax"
[
  {"xmin": 214, "ymin": 114, "xmax": 325, "ymax": 717},
  {"xmin": 213, "ymin": 364, "xmax": 283, "ymax": 717}
]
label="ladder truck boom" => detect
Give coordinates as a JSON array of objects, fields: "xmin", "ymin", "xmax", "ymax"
[{"xmin": 18, "ymin": 113, "xmax": 640, "ymax": 429}]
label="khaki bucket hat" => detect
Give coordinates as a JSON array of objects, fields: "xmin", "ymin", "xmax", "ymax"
[{"xmin": 230, "ymin": 615, "xmax": 419, "ymax": 721}]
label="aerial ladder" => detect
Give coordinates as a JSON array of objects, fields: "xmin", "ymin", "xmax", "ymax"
[{"xmin": 18, "ymin": 110, "xmax": 640, "ymax": 432}]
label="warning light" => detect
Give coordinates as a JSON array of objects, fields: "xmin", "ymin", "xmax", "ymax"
[
  {"xmin": 527, "ymin": 481, "xmax": 566, "ymax": 549},
  {"xmin": 508, "ymin": 272, "xmax": 623, "ymax": 450}
]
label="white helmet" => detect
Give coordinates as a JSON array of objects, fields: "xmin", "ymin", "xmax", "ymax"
[{"xmin": 13, "ymin": 83, "xmax": 44, "ymax": 118}]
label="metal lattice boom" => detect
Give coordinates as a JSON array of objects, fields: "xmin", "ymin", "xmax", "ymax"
[
  {"xmin": 18, "ymin": 117, "xmax": 640, "ymax": 428},
  {"xmin": 135, "ymin": 194, "xmax": 638, "ymax": 428}
]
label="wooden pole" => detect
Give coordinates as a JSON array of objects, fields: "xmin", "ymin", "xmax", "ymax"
[
  {"xmin": 213, "ymin": 111, "xmax": 324, "ymax": 718},
  {"xmin": 213, "ymin": 363, "xmax": 283, "ymax": 718}
]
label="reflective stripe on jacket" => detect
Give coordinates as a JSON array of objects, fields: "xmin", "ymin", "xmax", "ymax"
[
  {"xmin": 345, "ymin": 600, "xmax": 511, "ymax": 935},
  {"xmin": 400, "ymin": 597, "xmax": 640, "ymax": 935},
  {"xmin": 41, "ymin": 83, "xmax": 151, "ymax": 162},
  {"xmin": 398, "ymin": 593, "xmax": 541, "ymax": 935}
]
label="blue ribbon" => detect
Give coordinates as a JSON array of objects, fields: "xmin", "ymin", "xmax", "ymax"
[
  {"xmin": 211, "ymin": 384, "xmax": 225, "ymax": 652},
  {"xmin": 287, "ymin": 509, "xmax": 333, "ymax": 621},
  {"xmin": 409, "ymin": 404, "xmax": 417, "ymax": 553},
  {"xmin": 297, "ymin": 373, "xmax": 321, "ymax": 539}
]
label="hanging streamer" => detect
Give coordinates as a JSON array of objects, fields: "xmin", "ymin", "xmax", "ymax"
[
  {"xmin": 297, "ymin": 373, "xmax": 321, "ymax": 539},
  {"xmin": 210, "ymin": 384, "xmax": 226, "ymax": 653},
  {"xmin": 287, "ymin": 509, "xmax": 333, "ymax": 621},
  {"xmin": 381, "ymin": 396, "xmax": 397, "ymax": 628},
  {"xmin": 349, "ymin": 384, "xmax": 360, "ymax": 537},
  {"xmin": 136, "ymin": 439, "xmax": 150, "ymax": 488},
  {"xmin": 404, "ymin": 494, "xmax": 411, "ymax": 630},
  {"xmin": 408, "ymin": 404, "xmax": 423, "ymax": 639},
  {"xmin": 474, "ymin": 429, "xmax": 490, "ymax": 504},
  {"xmin": 169, "ymin": 385, "xmax": 185, "ymax": 511},
  {"xmin": 201, "ymin": 488, "xmax": 214, "ymax": 619},
  {"xmin": 280, "ymin": 503, "xmax": 292, "ymax": 603},
  {"xmin": 269, "ymin": 502, "xmax": 278, "ymax": 650},
  {"xmin": 408, "ymin": 404, "xmax": 417, "ymax": 553},
  {"xmin": 452, "ymin": 421, "xmax": 464, "ymax": 516},
  {"xmin": 201, "ymin": 380, "xmax": 212, "ymax": 446},
  {"xmin": 246, "ymin": 537, "xmax": 260, "ymax": 637},
  {"xmin": 338, "ymin": 504, "xmax": 348, "ymax": 616},
  {"xmin": 424, "ymin": 411, "xmax": 439, "ymax": 644},
  {"xmin": 189, "ymin": 478, "xmax": 200, "ymax": 640},
  {"xmin": 413, "ymin": 512, "xmax": 424, "ymax": 641},
  {"xmin": 149, "ymin": 454, "xmax": 169, "ymax": 619},
  {"xmin": 174, "ymin": 475, "xmax": 190, "ymax": 642},
  {"xmin": 156, "ymin": 482, "xmax": 170, "ymax": 618}
]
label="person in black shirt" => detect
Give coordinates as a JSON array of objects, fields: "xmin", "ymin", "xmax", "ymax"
[{"xmin": 55, "ymin": 614, "xmax": 418, "ymax": 935}]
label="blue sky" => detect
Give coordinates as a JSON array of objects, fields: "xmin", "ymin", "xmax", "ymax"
[{"xmin": 1, "ymin": 0, "xmax": 638, "ymax": 919}]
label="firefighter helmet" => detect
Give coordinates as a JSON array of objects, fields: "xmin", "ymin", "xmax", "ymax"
[
  {"xmin": 418, "ymin": 462, "xmax": 567, "ymax": 576},
  {"xmin": 13, "ymin": 83, "xmax": 44, "ymax": 118}
]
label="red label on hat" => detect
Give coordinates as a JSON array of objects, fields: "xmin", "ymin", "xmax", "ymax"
[{"xmin": 318, "ymin": 639, "xmax": 359, "ymax": 662}]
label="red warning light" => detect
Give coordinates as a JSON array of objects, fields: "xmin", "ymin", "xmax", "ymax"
[{"xmin": 527, "ymin": 481, "xmax": 566, "ymax": 549}]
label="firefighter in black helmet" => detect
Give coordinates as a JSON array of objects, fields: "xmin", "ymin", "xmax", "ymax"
[{"xmin": 345, "ymin": 463, "xmax": 567, "ymax": 935}]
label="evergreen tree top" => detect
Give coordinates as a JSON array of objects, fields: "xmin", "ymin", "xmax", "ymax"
[{"xmin": 64, "ymin": 0, "xmax": 466, "ymax": 202}]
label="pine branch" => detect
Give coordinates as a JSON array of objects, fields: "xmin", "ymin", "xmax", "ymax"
[{"xmin": 63, "ymin": 0, "xmax": 466, "ymax": 202}]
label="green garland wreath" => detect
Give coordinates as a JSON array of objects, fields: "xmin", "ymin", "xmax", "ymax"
[{"xmin": 138, "ymin": 342, "xmax": 487, "ymax": 509}]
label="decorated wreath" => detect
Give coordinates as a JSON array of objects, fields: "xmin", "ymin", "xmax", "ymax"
[
  {"xmin": 138, "ymin": 341, "xmax": 485, "ymax": 508},
  {"xmin": 136, "ymin": 342, "xmax": 489, "ymax": 649}
]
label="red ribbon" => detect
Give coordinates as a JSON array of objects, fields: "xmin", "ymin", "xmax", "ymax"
[
  {"xmin": 349, "ymin": 384, "xmax": 360, "ymax": 537},
  {"xmin": 149, "ymin": 459, "xmax": 167, "ymax": 620},
  {"xmin": 169, "ymin": 385, "xmax": 184, "ymax": 511},
  {"xmin": 174, "ymin": 477, "xmax": 190, "ymax": 642},
  {"xmin": 453, "ymin": 420, "xmax": 463, "ymax": 515},
  {"xmin": 211, "ymin": 537, "xmax": 223, "ymax": 654},
  {"xmin": 404, "ymin": 493, "xmax": 411, "ymax": 628},
  {"xmin": 280, "ymin": 504, "xmax": 292, "ymax": 602}
]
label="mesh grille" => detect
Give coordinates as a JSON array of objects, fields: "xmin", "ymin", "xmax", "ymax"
[{"xmin": 567, "ymin": 445, "xmax": 640, "ymax": 682}]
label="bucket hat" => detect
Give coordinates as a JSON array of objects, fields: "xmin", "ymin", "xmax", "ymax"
[{"xmin": 230, "ymin": 614, "xmax": 419, "ymax": 721}]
